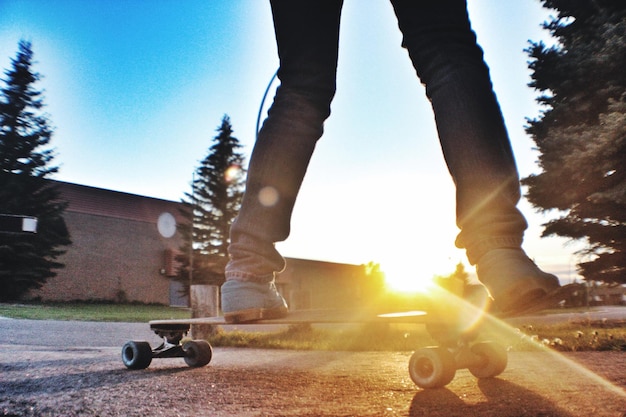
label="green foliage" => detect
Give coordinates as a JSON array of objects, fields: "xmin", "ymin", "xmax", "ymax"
[
  {"xmin": 175, "ymin": 115, "xmax": 246, "ymax": 287},
  {"xmin": 0, "ymin": 40, "xmax": 71, "ymax": 300},
  {"xmin": 361, "ymin": 261, "xmax": 387, "ymax": 299},
  {"xmin": 523, "ymin": 1, "xmax": 626, "ymax": 283}
]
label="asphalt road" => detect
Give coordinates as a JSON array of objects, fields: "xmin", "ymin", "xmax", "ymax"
[{"xmin": 1, "ymin": 309, "xmax": 625, "ymax": 416}]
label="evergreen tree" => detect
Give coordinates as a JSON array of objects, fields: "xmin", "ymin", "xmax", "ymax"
[
  {"xmin": 0, "ymin": 40, "xmax": 71, "ymax": 300},
  {"xmin": 523, "ymin": 1, "xmax": 626, "ymax": 284},
  {"xmin": 176, "ymin": 115, "xmax": 246, "ymax": 288}
]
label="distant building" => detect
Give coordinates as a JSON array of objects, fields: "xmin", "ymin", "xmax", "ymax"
[
  {"xmin": 27, "ymin": 181, "xmax": 375, "ymax": 309},
  {"xmin": 587, "ymin": 283, "xmax": 626, "ymax": 306},
  {"xmin": 276, "ymin": 258, "xmax": 378, "ymax": 310}
]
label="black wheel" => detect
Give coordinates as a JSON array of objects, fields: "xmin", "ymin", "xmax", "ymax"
[
  {"xmin": 409, "ymin": 347, "xmax": 456, "ymax": 389},
  {"xmin": 183, "ymin": 340, "xmax": 213, "ymax": 367},
  {"xmin": 122, "ymin": 341, "xmax": 153, "ymax": 370},
  {"xmin": 467, "ymin": 341, "xmax": 508, "ymax": 379}
]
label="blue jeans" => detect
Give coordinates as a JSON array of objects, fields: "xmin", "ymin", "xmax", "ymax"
[{"xmin": 225, "ymin": 0, "xmax": 527, "ymax": 282}]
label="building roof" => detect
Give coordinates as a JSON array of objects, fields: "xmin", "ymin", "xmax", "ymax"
[{"xmin": 53, "ymin": 180, "xmax": 186, "ymax": 224}]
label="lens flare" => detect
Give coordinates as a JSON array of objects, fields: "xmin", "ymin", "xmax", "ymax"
[
  {"xmin": 425, "ymin": 284, "xmax": 492, "ymax": 338},
  {"xmin": 224, "ymin": 165, "xmax": 242, "ymax": 183},
  {"xmin": 259, "ymin": 186, "xmax": 279, "ymax": 207}
]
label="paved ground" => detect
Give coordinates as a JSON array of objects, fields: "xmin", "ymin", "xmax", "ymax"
[{"xmin": 0, "ymin": 309, "xmax": 625, "ymax": 416}]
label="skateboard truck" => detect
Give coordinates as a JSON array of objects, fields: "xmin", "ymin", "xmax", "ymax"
[{"xmin": 121, "ymin": 323, "xmax": 212, "ymax": 370}]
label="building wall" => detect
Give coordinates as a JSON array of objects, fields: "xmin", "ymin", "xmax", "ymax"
[
  {"xmin": 31, "ymin": 212, "xmax": 174, "ymax": 303},
  {"xmin": 28, "ymin": 181, "xmax": 185, "ymax": 305},
  {"xmin": 276, "ymin": 258, "xmax": 375, "ymax": 310}
]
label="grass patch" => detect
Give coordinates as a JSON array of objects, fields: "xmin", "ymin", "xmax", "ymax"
[
  {"xmin": 204, "ymin": 319, "xmax": 626, "ymax": 352},
  {"xmin": 0, "ymin": 302, "xmax": 191, "ymax": 322},
  {"xmin": 501, "ymin": 319, "xmax": 626, "ymax": 352},
  {"xmin": 206, "ymin": 322, "xmax": 438, "ymax": 352}
]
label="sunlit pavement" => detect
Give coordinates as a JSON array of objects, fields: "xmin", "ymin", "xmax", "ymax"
[{"xmin": 0, "ymin": 344, "xmax": 625, "ymax": 416}]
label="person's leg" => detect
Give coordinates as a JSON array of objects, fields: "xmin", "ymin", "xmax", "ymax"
[
  {"xmin": 389, "ymin": 0, "xmax": 559, "ymax": 314},
  {"xmin": 222, "ymin": 0, "xmax": 344, "ymax": 322}
]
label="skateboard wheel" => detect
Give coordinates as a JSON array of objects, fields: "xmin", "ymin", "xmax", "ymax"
[
  {"xmin": 409, "ymin": 347, "xmax": 456, "ymax": 389},
  {"xmin": 121, "ymin": 341, "xmax": 153, "ymax": 370},
  {"xmin": 182, "ymin": 340, "xmax": 213, "ymax": 367},
  {"xmin": 467, "ymin": 341, "xmax": 507, "ymax": 379}
]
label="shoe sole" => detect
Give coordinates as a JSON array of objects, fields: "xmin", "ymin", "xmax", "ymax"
[
  {"xmin": 224, "ymin": 306, "xmax": 289, "ymax": 324},
  {"xmin": 497, "ymin": 283, "xmax": 578, "ymax": 318}
]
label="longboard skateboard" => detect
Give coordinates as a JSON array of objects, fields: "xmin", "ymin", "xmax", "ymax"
[{"xmin": 121, "ymin": 308, "xmax": 508, "ymax": 389}]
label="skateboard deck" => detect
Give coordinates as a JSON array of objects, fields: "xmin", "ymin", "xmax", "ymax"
[{"xmin": 149, "ymin": 308, "xmax": 428, "ymax": 329}]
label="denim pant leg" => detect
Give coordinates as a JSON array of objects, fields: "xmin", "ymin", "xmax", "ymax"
[
  {"xmin": 390, "ymin": 0, "xmax": 528, "ymax": 264},
  {"xmin": 225, "ymin": 0, "xmax": 343, "ymax": 282}
]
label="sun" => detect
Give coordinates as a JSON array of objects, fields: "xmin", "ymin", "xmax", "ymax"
[
  {"xmin": 379, "ymin": 255, "xmax": 467, "ymax": 294},
  {"xmin": 381, "ymin": 262, "xmax": 436, "ymax": 294}
]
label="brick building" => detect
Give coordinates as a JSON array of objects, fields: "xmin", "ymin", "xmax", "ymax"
[{"xmin": 28, "ymin": 181, "xmax": 187, "ymax": 305}]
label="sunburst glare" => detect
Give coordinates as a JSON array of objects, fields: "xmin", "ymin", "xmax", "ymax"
[
  {"xmin": 384, "ymin": 271, "xmax": 434, "ymax": 293},
  {"xmin": 381, "ymin": 258, "xmax": 464, "ymax": 294}
]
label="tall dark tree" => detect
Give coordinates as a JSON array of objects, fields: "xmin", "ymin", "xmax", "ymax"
[
  {"xmin": 176, "ymin": 115, "xmax": 246, "ymax": 288},
  {"xmin": 523, "ymin": 1, "xmax": 626, "ymax": 284},
  {"xmin": 0, "ymin": 40, "xmax": 71, "ymax": 300}
]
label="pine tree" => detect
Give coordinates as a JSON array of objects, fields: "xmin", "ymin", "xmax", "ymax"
[
  {"xmin": 0, "ymin": 40, "xmax": 71, "ymax": 300},
  {"xmin": 523, "ymin": 1, "xmax": 626, "ymax": 284},
  {"xmin": 176, "ymin": 115, "xmax": 246, "ymax": 288}
]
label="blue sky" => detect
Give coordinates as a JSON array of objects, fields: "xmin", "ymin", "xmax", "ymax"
[{"xmin": 0, "ymin": 0, "xmax": 583, "ymax": 288}]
